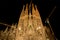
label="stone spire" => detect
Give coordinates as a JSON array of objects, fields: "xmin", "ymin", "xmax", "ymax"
[
  {"xmin": 18, "ymin": 4, "xmax": 28, "ymax": 28},
  {"xmin": 32, "ymin": 4, "xmax": 46, "ymax": 40}
]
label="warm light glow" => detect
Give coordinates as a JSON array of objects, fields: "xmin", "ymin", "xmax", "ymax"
[
  {"xmin": 36, "ymin": 26, "xmax": 41, "ymax": 30},
  {"xmin": 18, "ymin": 27, "xmax": 21, "ymax": 31}
]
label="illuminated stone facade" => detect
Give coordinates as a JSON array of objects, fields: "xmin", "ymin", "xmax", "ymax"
[
  {"xmin": 16, "ymin": 4, "xmax": 46, "ymax": 40},
  {"xmin": 15, "ymin": 4, "xmax": 55, "ymax": 40},
  {"xmin": 0, "ymin": 3, "xmax": 56, "ymax": 40}
]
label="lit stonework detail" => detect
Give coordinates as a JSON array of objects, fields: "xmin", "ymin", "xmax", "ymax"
[
  {"xmin": 0, "ymin": 3, "xmax": 56, "ymax": 40},
  {"xmin": 16, "ymin": 3, "xmax": 46, "ymax": 40}
]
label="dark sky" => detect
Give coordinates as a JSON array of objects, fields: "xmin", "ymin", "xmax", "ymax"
[{"xmin": 0, "ymin": 0, "xmax": 60, "ymax": 39}]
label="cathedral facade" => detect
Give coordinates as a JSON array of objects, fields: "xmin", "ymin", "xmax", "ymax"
[{"xmin": 0, "ymin": 3, "xmax": 56, "ymax": 40}]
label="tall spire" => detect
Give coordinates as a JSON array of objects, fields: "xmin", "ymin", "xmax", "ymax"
[
  {"xmin": 32, "ymin": 4, "xmax": 43, "ymax": 27},
  {"xmin": 19, "ymin": 4, "xmax": 28, "ymax": 19},
  {"xmin": 32, "ymin": 4, "xmax": 41, "ymax": 19},
  {"xmin": 18, "ymin": 4, "xmax": 28, "ymax": 28},
  {"xmin": 32, "ymin": 4, "xmax": 46, "ymax": 40}
]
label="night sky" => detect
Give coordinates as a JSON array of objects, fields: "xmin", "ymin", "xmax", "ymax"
[{"xmin": 0, "ymin": 0, "xmax": 60, "ymax": 40}]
